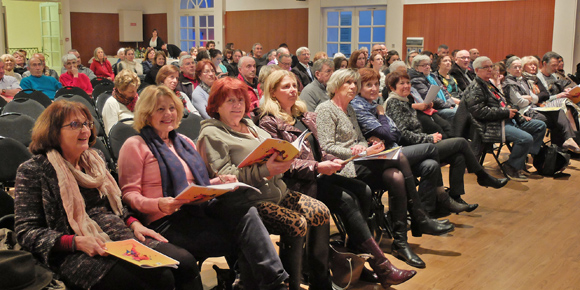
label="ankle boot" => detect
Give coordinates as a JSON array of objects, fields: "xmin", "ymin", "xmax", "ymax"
[
  {"xmin": 360, "ymin": 238, "xmax": 416, "ymax": 287},
  {"xmin": 436, "ymin": 187, "xmax": 470, "ymax": 214},
  {"xmin": 307, "ymin": 224, "xmax": 332, "ymax": 290},
  {"xmin": 391, "ymin": 221, "xmax": 426, "ymax": 269},
  {"xmin": 279, "ymin": 235, "xmax": 305, "ymax": 290},
  {"xmin": 404, "ymin": 177, "xmax": 455, "ymax": 237},
  {"xmin": 476, "ymin": 170, "xmax": 509, "ymax": 188}
]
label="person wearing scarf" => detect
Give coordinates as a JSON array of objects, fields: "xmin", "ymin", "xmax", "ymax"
[
  {"xmin": 155, "ymin": 64, "xmax": 200, "ymax": 116},
  {"xmin": 118, "ymin": 85, "xmax": 289, "ymax": 290},
  {"xmin": 503, "ymin": 56, "xmax": 580, "ymax": 153},
  {"xmin": 191, "ymin": 59, "xmax": 217, "ymax": 119},
  {"xmin": 14, "ymin": 100, "xmax": 199, "ymax": 290},
  {"xmin": 102, "ymin": 69, "xmax": 140, "ymax": 135}
]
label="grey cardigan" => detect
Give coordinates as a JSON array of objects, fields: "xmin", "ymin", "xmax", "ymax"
[{"xmin": 300, "ymin": 79, "xmax": 329, "ymax": 112}]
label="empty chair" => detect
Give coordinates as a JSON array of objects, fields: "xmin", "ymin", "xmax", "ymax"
[
  {"xmin": 55, "ymin": 94, "xmax": 98, "ymax": 120},
  {"xmin": 108, "ymin": 118, "xmax": 137, "ymax": 160},
  {"xmin": 0, "ymin": 188, "xmax": 15, "ymax": 230},
  {"xmin": 92, "ymin": 83, "xmax": 114, "ymax": 101},
  {"xmin": 0, "ymin": 113, "xmax": 36, "ymax": 147},
  {"xmin": 55, "ymin": 86, "xmax": 94, "ymax": 106},
  {"xmin": 91, "ymin": 77, "xmax": 114, "ymax": 88},
  {"xmin": 2, "ymin": 98, "xmax": 45, "ymax": 120},
  {"xmin": 13, "ymin": 89, "xmax": 52, "ymax": 108},
  {"xmin": 0, "ymin": 136, "xmax": 32, "ymax": 189},
  {"xmin": 176, "ymin": 113, "xmax": 203, "ymax": 141}
]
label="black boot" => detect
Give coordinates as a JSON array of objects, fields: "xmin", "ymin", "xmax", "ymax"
[
  {"xmin": 391, "ymin": 221, "xmax": 426, "ymax": 269},
  {"xmin": 360, "ymin": 238, "xmax": 417, "ymax": 287},
  {"xmin": 436, "ymin": 187, "xmax": 470, "ymax": 214},
  {"xmin": 279, "ymin": 236, "xmax": 305, "ymax": 290},
  {"xmin": 307, "ymin": 224, "xmax": 332, "ymax": 290},
  {"xmin": 476, "ymin": 169, "xmax": 509, "ymax": 188},
  {"xmin": 404, "ymin": 176, "xmax": 454, "ymax": 238}
]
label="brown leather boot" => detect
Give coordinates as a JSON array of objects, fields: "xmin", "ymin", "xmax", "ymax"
[{"xmin": 360, "ymin": 238, "xmax": 417, "ymax": 287}]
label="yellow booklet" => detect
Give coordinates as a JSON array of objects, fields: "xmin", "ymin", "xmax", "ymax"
[
  {"xmin": 175, "ymin": 182, "xmax": 261, "ymax": 203},
  {"xmin": 237, "ymin": 130, "xmax": 311, "ymax": 168},
  {"xmin": 105, "ymin": 239, "xmax": 179, "ymax": 268}
]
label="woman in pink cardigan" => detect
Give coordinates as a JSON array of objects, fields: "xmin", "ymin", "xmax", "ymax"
[
  {"xmin": 118, "ymin": 85, "xmax": 289, "ymax": 290},
  {"xmin": 60, "ymin": 53, "xmax": 93, "ymax": 95}
]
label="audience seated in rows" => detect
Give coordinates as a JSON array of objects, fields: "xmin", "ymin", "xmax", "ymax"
[
  {"xmin": 60, "ymin": 53, "xmax": 93, "ymax": 96},
  {"xmin": 20, "ymin": 56, "xmax": 62, "ymax": 100}
]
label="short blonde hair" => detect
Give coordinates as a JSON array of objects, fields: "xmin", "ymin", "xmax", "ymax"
[
  {"xmin": 260, "ymin": 70, "xmax": 307, "ymax": 125},
  {"xmin": 521, "ymin": 56, "xmax": 539, "ymax": 71},
  {"xmin": 114, "ymin": 69, "xmax": 140, "ymax": 92},
  {"xmin": 133, "ymin": 85, "xmax": 183, "ymax": 132},
  {"xmin": 326, "ymin": 69, "xmax": 361, "ymax": 99},
  {"xmin": 0, "ymin": 54, "xmax": 16, "ymax": 65}
]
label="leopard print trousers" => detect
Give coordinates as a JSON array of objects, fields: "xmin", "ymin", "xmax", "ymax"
[{"xmin": 256, "ymin": 191, "xmax": 330, "ymax": 237}]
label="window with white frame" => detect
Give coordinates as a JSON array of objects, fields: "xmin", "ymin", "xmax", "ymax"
[
  {"xmin": 324, "ymin": 7, "xmax": 387, "ymax": 58},
  {"xmin": 179, "ymin": 0, "xmax": 215, "ymax": 52}
]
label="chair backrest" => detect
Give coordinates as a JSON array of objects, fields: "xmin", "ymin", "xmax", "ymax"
[
  {"xmin": 0, "ymin": 136, "xmax": 32, "ymax": 187},
  {"xmin": 109, "ymin": 118, "xmax": 137, "ymax": 160},
  {"xmin": 0, "ymin": 97, "xmax": 7, "ymax": 109},
  {"xmin": 13, "ymin": 89, "xmax": 52, "ymax": 108},
  {"xmin": 91, "ymin": 137, "xmax": 116, "ymax": 176},
  {"xmin": 176, "ymin": 113, "xmax": 203, "ymax": 142},
  {"xmin": 55, "ymin": 86, "xmax": 93, "ymax": 105},
  {"xmin": 55, "ymin": 94, "xmax": 99, "ymax": 121},
  {"xmin": 138, "ymin": 83, "xmax": 152, "ymax": 94},
  {"xmin": 2, "ymin": 98, "xmax": 46, "ymax": 120},
  {"xmin": 0, "ymin": 188, "xmax": 14, "ymax": 217},
  {"xmin": 95, "ymin": 92, "xmax": 113, "ymax": 115},
  {"xmin": 0, "ymin": 113, "xmax": 36, "ymax": 147},
  {"xmin": 91, "ymin": 77, "xmax": 114, "ymax": 88},
  {"xmin": 92, "ymin": 83, "xmax": 114, "ymax": 101}
]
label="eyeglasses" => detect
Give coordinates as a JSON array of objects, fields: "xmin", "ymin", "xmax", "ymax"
[
  {"xmin": 62, "ymin": 121, "xmax": 94, "ymax": 130},
  {"xmin": 479, "ymin": 65, "xmax": 494, "ymax": 70},
  {"xmin": 202, "ymin": 70, "xmax": 216, "ymax": 75},
  {"xmin": 418, "ymin": 64, "xmax": 431, "ymax": 68}
]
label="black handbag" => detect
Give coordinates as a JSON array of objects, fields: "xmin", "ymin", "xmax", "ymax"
[{"xmin": 533, "ymin": 144, "xmax": 570, "ymax": 176}]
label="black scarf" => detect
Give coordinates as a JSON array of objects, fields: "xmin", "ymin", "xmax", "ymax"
[{"xmin": 139, "ymin": 126, "xmax": 210, "ymax": 197}]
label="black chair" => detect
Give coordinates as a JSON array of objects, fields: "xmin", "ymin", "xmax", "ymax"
[
  {"xmin": 55, "ymin": 94, "xmax": 98, "ymax": 120},
  {"xmin": 92, "ymin": 83, "xmax": 114, "ymax": 101},
  {"xmin": 0, "ymin": 136, "xmax": 32, "ymax": 189},
  {"xmin": 109, "ymin": 118, "xmax": 137, "ymax": 160},
  {"xmin": 176, "ymin": 114, "xmax": 203, "ymax": 142},
  {"xmin": 55, "ymin": 86, "xmax": 93, "ymax": 106},
  {"xmin": 92, "ymin": 137, "xmax": 117, "ymax": 178},
  {"xmin": 138, "ymin": 83, "xmax": 152, "ymax": 94},
  {"xmin": 0, "ymin": 97, "xmax": 7, "ymax": 110},
  {"xmin": 13, "ymin": 89, "xmax": 52, "ymax": 108},
  {"xmin": 95, "ymin": 92, "xmax": 113, "ymax": 116},
  {"xmin": 0, "ymin": 113, "xmax": 36, "ymax": 147},
  {"xmin": 1, "ymin": 98, "xmax": 46, "ymax": 120},
  {"xmin": 91, "ymin": 77, "xmax": 114, "ymax": 88}
]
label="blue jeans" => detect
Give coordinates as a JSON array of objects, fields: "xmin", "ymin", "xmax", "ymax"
[
  {"xmin": 437, "ymin": 107, "xmax": 457, "ymax": 123},
  {"xmin": 505, "ymin": 119, "xmax": 547, "ymax": 170}
]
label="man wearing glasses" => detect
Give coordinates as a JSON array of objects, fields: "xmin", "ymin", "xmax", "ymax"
[
  {"xmin": 463, "ymin": 56, "xmax": 546, "ymax": 182},
  {"xmin": 450, "ymin": 50, "xmax": 476, "ymax": 91}
]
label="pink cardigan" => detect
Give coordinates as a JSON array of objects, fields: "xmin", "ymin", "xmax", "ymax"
[{"xmin": 118, "ymin": 135, "xmax": 196, "ymax": 225}]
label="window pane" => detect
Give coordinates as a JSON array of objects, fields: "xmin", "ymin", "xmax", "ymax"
[
  {"xmin": 189, "ymin": 29, "xmax": 195, "ymax": 40},
  {"xmin": 373, "ymin": 27, "xmax": 386, "ymax": 42},
  {"xmin": 187, "ymin": 0, "xmax": 194, "ymax": 9},
  {"xmin": 359, "ymin": 27, "xmax": 371, "ymax": 42},
  {"xmin": 189, "ymin": 16, "xmax": 194, "ymax": 27},
  {"xmin": 373, "ymin": 10, "xmax": 386, "ymax": 26},
  {"xmin": 340, "ymin": 11, "xmax": 352, "ymax": 26},
  {"xmin": 208, "ymin": 15, "xmax": 214, "ymax": 27},
  {"xmin": 327, "ymin": 28, "xmax": 338, "ymax": 42},
  {"xmin": 181, "ymin": 29, "xmax": 187, "ymax": 40},
  {"xmin": 207, "ymin": 0, "xmax": 214, "ymax": 8},
  {"xmin": 359, "ymin": 11, "xmax": 372, "ymax": 26},
  {"xmin": 340, "ymin": 44, "xmax": 351, "ymax": 57},
  {"xmin": 180, "ymin": 16, "xmax": 187, "ymax": 27},
  {"xmin": 327, "ymin": 44, "xmax": 338, "ymax": 58},
  {"xmin": 208, "ymin": 29, "xmax": 214, "ymax": 40},
  {"xmin": 200, "ymin": 16, "xmax": 207, "ymax": 28},
  {"xmin": 328, "ymin": 12, "xmax": 339, "ymax": 26},
  {"xmin": 200, "ymin": 29, "xmax": 207, "ymax": 40},
  {"xmin": 181, "ymin": 41, "xmax": 188, "ymax": 51},
  {"xmin": 340, "ymin": 28, "xmax": 351, "ymax": 42},
  {"xmin": 199, "ymin": 0, "xmax": 206, "ymax": 8},
  {"xmin": 180, "ymin": 0, "xmax": 187, "ymax": 9}
]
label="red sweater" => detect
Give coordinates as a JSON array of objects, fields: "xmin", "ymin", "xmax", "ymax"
[
  {"xmin": 60, "ymin": 72, "xmax": 93, "ymax": 95},
  {"xmin": 237, "ymin": 73, "xmax": 261, "ymax": 114},
  {"xmin": 90, "ymin": 60, "xmax": 114, "ymax": 79}
]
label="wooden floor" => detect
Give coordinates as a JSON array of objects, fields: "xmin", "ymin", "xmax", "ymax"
[{"xmin": 200, "ymin": 150, "xmax": 580, "ymax": 290}]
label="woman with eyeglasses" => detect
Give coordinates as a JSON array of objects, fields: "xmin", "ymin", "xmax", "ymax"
[
  {"xmin": 191, "ymin": 60, "xmax": 217, "ymax": 119},
  {"xmin": 60, "ymin": 54, "xmax": 93, "ymax": 96},
  {"xmin": 101, "ymin": 69, "xmax": 140, "ymax": 135},
  {"xmin": 14, "ymin": 100, "xmax": 199, "ymax": 290}
]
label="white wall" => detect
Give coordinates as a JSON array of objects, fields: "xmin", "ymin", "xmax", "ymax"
[
  {"xmin": 225, "ymin": 0, "xmax": 307, "ymax": 12},
  {"xmin": 552, "ymin": 0, "xmax": 577, "ymax": 73},
  {"xmin": 69, "ymin": 0, "xmax": 167, "ymax": 14}
]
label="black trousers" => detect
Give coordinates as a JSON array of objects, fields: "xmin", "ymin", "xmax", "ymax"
[
  {"xmin": 401, "ymin": 143, "xmax": 443, "ymax": 212},
  {"xmin": 416, "ymin": 110, "xmax": 454, "ymax": 139},
  {"xmin": 317, "ymin": 174, "xmax": 373, "ymax": 245},
  {"xmin": 434, "ymin": 137, "xmax": 484, "ymax": 197},
  {"xmin": 527, "ymin": 109, "xmax": 574, "ymax": 146}
]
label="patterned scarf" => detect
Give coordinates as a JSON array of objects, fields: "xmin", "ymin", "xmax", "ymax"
[
  {"xmin": 199, "ymin": 81, "xmax": 211, "ymax": 95},
  {"xmin": 46, "ymin": 149, "xmax": 123, "ymax": 243},
  {"xmin": 139, "ymin": 126, "xmax": 210, "ymax": 197},
  {"xmin": 112, "ymin": 87, "xmax": 138, "ymax": 112}
]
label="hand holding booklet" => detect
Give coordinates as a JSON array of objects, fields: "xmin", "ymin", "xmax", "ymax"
[
  {"xmin": 341, "ymin": 147, "xmax": 401, "ymax": 164},
  {"xmin": 175, "ymin": 182, "xmax": 261, "ymax": 203},
  {"xmin": 237, "ymin": 130, "xmax": 311, "ymax": 168},
  {"xmin": 105, "ymin": 239, "xmax": 179, "ymax": 268},
  {"xmin": 423, "ymin": 85, "xmax": 441, "ymax": 104}
]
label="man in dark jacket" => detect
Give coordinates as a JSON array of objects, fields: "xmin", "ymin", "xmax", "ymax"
[
  {"xmin": 291, "ymin": 47, "xmax": 313, "ymax": 87},
  {"xmin": 450, "ymin": 50, "xmax": 476, "ymax": 91},
  {"xmin": 463, "ymin": 56, "xmax": 546, "ymax": 182},
  {"xmin": 176, "ymin": 55, "xmax": 196, "ymax": 100}
]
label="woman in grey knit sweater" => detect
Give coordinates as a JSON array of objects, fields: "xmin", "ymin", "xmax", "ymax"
[{"xmin": 315, "ymin": 69, "xmax": 453, "ymax": 269}]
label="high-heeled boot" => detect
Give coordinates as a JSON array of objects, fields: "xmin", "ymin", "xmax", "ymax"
[
  {"xmin": 404, "ymin": 176, "xmax": 454, "ymax": 238},
  {"xmin": 389, "ymin": 189, "xmax": 426, "ymax": 269},
  {"xmin": 360, "ymin": 238, "xmax": 417, "ymax": 287},
  {"xmin": 476, "ymin": 169, "xmax": 509, "ymax": 188},
  {"xmin": 279, "ymin": 235, "xmax": 305, "ymax": 290},
  {"xmin": 307, "ymin": 224, "xmax": 332, "ymax": 290}
]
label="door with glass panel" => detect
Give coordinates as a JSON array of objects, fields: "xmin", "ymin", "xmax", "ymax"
[
  {"xmin": 179, "ymin": 0, "xmax": 215, "ymax": 52},
  {"xmin": 39, "ymin": 2, "xmax": 61, "ymax": 69}
]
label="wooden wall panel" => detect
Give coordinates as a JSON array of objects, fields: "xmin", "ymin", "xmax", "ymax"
[
  {"xmin": 70, "ymin": 12, "xmax": 167, "ymax": 66},
  {"xmin": 225, "ymin": 9, "xmax": 308, "ymax": 55},
  {"xmin": 402, "ymin": 0, "xmax": 555, "ymax": 63}
]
